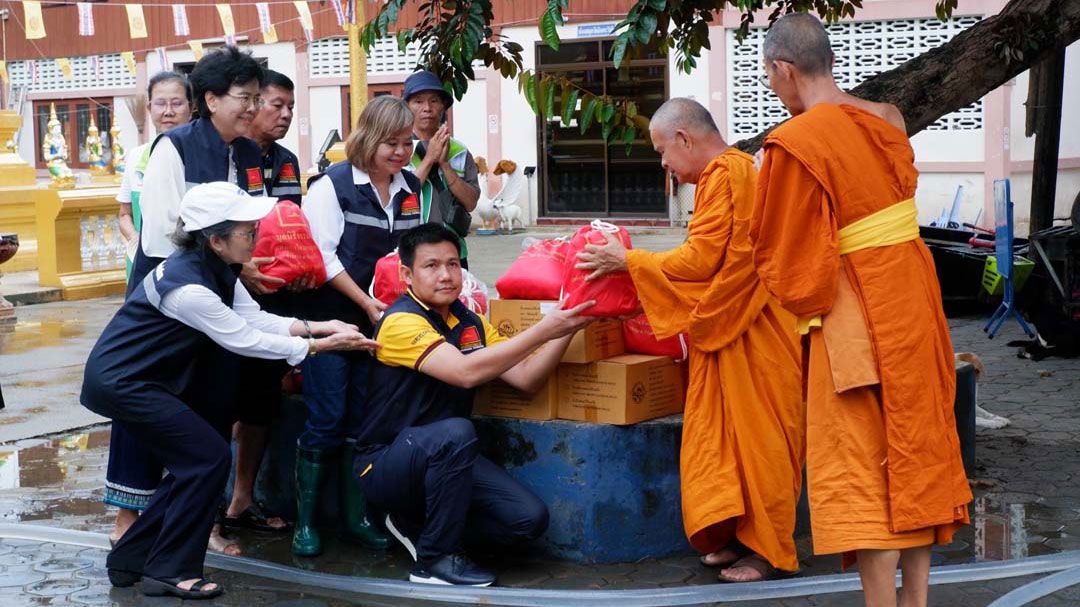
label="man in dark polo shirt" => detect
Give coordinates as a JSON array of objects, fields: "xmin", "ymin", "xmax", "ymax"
[{"xmin": 352, "ymin": 223, "xmax": 593, "ymax": 586}]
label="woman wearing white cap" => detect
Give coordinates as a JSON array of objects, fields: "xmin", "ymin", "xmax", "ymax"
[{"xmin": 80, "ymin": 182, "xmax": 377, "ymax": 600}]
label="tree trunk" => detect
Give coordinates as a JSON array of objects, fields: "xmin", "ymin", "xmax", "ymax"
[
  {"xmin": 735, "ymin": 0, "xmax": 1080, "ymax": 152},
  {"xmin": 1028, "ymin": 50, "xmax": 1066, "ymax": 233}
]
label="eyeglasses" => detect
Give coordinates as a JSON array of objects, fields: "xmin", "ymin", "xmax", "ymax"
[
  {"xmin": 224, "ymin": 93, "xmax": 264, "ymax": 110},
  {"xmin": 758, "ymin": 73, "xmax": 771, "ymax": 88},
  {"xmin": 230, "ymin": 229, "xmax": 259, "ymax": 242},
  {"xmin": 150, "ymin": 99, "xmax": 189, "ymax": 110}
]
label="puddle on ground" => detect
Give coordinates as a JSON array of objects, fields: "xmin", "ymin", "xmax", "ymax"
[
  {"xmin": 0, "ymin": 426, "xmax": 1075, "ymax": 579},
  {"xmin": 0, "ymin": 319, "xmax": 86, "ymax": 355}
]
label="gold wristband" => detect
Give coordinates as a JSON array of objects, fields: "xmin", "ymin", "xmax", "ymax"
[{"xmin": 307, "ymin": 336, "xmax": 318, "ymax": 358}]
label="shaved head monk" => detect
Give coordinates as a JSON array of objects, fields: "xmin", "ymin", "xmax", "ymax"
[
  {"xmin": 750, "ymin": 13, "xmax": 972, "ymax": 607},
  {"xmin": 577, "ymin": 97, "xmax": 805, "ymax": 583}
]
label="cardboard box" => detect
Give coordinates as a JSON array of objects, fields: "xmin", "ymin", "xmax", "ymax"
[
  {"xmin": 489, "ymin": 299, "xmax": 625, "ymax": 363},
  {"xmin": 557, "ymin": 354, "xmax": 685, "ymax": 425},
  {"xmin": 474, "ymin": 375, "xmax": 559, "ymax": 420}
]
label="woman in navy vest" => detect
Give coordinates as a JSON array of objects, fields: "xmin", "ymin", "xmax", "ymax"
[
  {"xmin": 82, "ymin": 182, "xmax": 378, "ymax": 600},
  {"xmin": 294, "ymin": 96, "xmax": 422, "ymax": 556}
]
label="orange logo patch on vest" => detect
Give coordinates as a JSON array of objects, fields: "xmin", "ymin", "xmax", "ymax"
[
  {"xmin": 278, "ymin": 162, "xmax": 299, "ymax": 183},
  {"xmin": 400, "ymin": 194, "xmax": 420, "ymax": 217},
  {"xmin": 458, "ymin": 325, "xmax": 482, "ymax": 352},
  {"xmin": 246, "ymin": 167, "xmax": 264, "ymax": 193}
]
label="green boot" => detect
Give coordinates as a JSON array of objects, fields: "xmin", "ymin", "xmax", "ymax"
[
  {"xmin": 292, "ymin": 446, "xmax": 325, "ymax": 557},
  {"xmin": 339, "ymin": 448, "xmax": 390, "ymax": 550}
]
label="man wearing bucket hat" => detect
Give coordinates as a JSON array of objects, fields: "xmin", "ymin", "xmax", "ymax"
[
  {"xmin": 81, "ymin": 182, "xmax": 378, "ymax": 600},
  {"xmin": 404, "ymin": 70, "xmax": 481, "ymax": 268}
]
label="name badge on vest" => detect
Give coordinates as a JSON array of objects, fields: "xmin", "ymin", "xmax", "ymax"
[
  {"xmin": 458, "ymin": 325, "xmax": 483, "ymax": 352},
  {"xmin": 278, "ymin": 162, "xmax": 299, "ymax": 184},
  {"xmin": 246, "ymin": 167, "xmax": 265, "ymax": 194},
  {"xmin": 400, "ymin": 193, "xmax": 421, "ymax": 218}
]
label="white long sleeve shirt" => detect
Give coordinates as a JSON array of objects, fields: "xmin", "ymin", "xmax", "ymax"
[
  {"xmin": 158, "ymin": 278, "xmax": 308, "ymax": 365},
  {"xmin": 302, "ymin": 165, "xmax": 412, "ymax": 281}
]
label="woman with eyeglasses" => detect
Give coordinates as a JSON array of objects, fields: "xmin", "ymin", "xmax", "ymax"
[
  {"xmin": 289, "ymin": 95, "xmax": 423, "ymax": 557},
  {"xmin": 84, "ymin": 183, "xmax": 380, "ymax": 600},
  {"xmin": 107, "ymin": 71, "xmax": 194, "ymax": 549}
]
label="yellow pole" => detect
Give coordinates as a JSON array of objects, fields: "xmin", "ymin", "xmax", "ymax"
[{"xmin": 348, "ymin": 6, "xmax": 368, "ymax": 129}]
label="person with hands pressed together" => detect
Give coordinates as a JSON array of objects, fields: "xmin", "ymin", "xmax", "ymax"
[
  {"xmin": 293, "ymin": 96, "xmax": 425, "ymax": 556},
  {"xmin": 354, "ymin": 223, "xmax": 593, "ymax": 587},
  {"xmin": 81, "ymin": 182, "xmax": 377, "ymax": 601},
  {"xmin": 576, "ymin": 98, "xmax": 805, "ymax": 584},
  {"xmin": 404, "ymin": 70, "xmax": 481, "ymax": 268}
]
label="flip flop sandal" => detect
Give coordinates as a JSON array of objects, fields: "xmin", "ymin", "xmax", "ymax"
[
  {"xmin": 716, "ymin": 554, "xmax": 800, "ymax": 584},
  {"xmin": 222, "ymin": 502, "xmax": 292, "ymax": 533},
  {"xmin": 699, "ymin": 541, "xmax": 750, "ymax": 568},
  {"xmin": 107, "ymin": 568, "xmax": 140, "ymax": 588},
  {"xmin": 141, "ymin": 576, "xmax": 223, "ymax": 600}
]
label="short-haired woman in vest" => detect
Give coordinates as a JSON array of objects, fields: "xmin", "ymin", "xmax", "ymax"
[
  {"xmin": 82, "ymin": 183, "xmax": 378, "ymax": 600},
  {"xmin": 295, "ymin": 96, "xmax": 423, "ymax": 556}
]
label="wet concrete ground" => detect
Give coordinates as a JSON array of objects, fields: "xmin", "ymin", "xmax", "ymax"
[{"xmin": 1, "ymin": 231, "xmax": 1079, "ymax": 604}]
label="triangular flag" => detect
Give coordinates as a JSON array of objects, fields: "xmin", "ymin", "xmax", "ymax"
[
  {"xmin": 264, "ymin": 25, "xmax": 278, "ymax": 44},
  {"xmin": 56, "ymin": 58, "xmax": 73, "ymax": 80},
  {"xmin": 348, "ymin": 0, "xmax": 359, "ymax": 24},
  {"xmin": 256, "ymin": 4, "xmax": 278, "ymax": 43},
  {"xmin": 126, "ymin": 4, "xmax": 148, "ymax": 39},
  {"xmin": 156, "ymin": 48, "xmax": 169, "ymax": 70},
  {"xmin": 77, "ymin": 3, "xmax": 95, "ymax": 37},
  {"xmin": 91, "ymin": 55, "xmax": 102, "ymax": 80},
  {"xmin": 172, "ymin": 6, "xmax": 190, "ymax": 37},
  {"xmin": 22, "ymin": 1, "xmax": 46, "ymax": 40},
  {"xmin": 28, "ymin": 60, "xmax": 39, "ymax": 84},
  {"xmin": 0, "ymin": 62, "xmax": 8, "ymax": 86},
  {"xmin": 216, "ymin": 4, "xmax": 237, "ymax": 38},
  {"xmin": 293, "ymin": 1, "xmax": 314, "ymax": 32},
  {"xmin": 331, "ymin": 0, "xmax": 346, "ymax": 28},
  {"xmin": 121, "ymin": 52, "xmax": 136, "ymax": 77},
  {"xmin": 188, "ymin": 41, "xmax": 205, "ymax": 61}
]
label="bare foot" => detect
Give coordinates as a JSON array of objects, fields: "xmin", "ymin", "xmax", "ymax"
[
  {"xmin": 701, "ymin": 542, "xmax": 747, "ymax": 567},
  {"xmin": 178, "ymin": 578, "xmax": 219, "ymax": 592},
  {"xmin": 718, "ymin": 554, "xmax": 787, "ymax": 583},
  {"xmin": 110, "ymin": 508, "xmax": 139, "ymax": 545},
  {"xmin": 207, "ymin": 525, "xmax": 241, "ymax": 557}
]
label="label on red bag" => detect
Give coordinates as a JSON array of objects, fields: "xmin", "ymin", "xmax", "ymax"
[{"xmin": 458, "ymin": 326, "xmax": 483, "ymax": 352}]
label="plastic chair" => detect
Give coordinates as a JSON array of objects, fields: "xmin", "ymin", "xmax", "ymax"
[{"xmin": 983, "ymin": 179, "xmax": 1036, "ymax": 339}]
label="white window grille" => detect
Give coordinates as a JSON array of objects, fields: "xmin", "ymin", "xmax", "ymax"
[
  {"xmin": 309, "ymin": 36, "xmax": 422, "ymax": 78},
  {"xmin": 7, "ymin": 54, "xmax": 136, "ymax": 93},
  {"xmin": 726, "ymin": 16, "xmax": 983, "ymax": 137}
]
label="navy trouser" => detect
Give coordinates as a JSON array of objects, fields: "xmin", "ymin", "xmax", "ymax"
[
  {"xmin": 106, "ymin": 407, "xmax": 231, "ymax": 581},
  {"xmin": 358, "ymin": 417, "xmax": 548, "ymax": 565},
  {"xmin": 104, "ymin": 427, "xmax": 162, "ymax": 510},
  {"xmin": 299, "ymin": 351, "xmax": 370, "ymax": 450}
]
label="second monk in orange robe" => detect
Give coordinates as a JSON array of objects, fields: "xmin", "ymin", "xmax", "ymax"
[
  {"xmin": 750, "ymin": 14, "xmax": 971, "ymax": 607},
  {"xmin": 576, "ymin": 98, "xmax": 804, "ymax": 583}
]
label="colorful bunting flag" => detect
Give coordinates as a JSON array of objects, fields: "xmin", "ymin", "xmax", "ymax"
[
  {"xmin": 28, "ymin": 60, "xmax": 39, "ymax": 84},
  {"xmin": 56, "ymin": 58, "xmax": 73, "ymax": 80},
  {"xmin": 172, "ymin": 6, "xmax": 190, "ymax": 37},
  {"xmin": 156, "ymin": 48, "xmax": 169, "ymax": 70},
  {"xmin": 77, "ymin": 3, "xmax": 95, "ymax": 37},
  {"xmin": 216, "ymin": 4, "xmax": 237, "ymax": 37},
  {"xmin": 348, "ymin": 0, "xmax": 359, "ymax": 24},
  {"xmin": 256, "ymin": 3, "xmax": 278, "ymax": 43},
  {"xmin": 23, "ymin": 1, "xmax": 46, "ymax": 40},
  {"xmin": 188, "ymin": 41, "xmax": 205, "ymax": 61},
  {"xmin": 331, "ymin": 0, "xmax": 346, "ymax": 28},
  {"xmin": 121, "ymin": 52, "xmax": 136, "ymax": 77},
  {"xmin": 0, "ymin": 62, "xmax": 9, "ymax": 86},
  {"xmin": 90, "ymin": 55, "xmax": 102, "ymax": 81},
  {"xmin": 293, "ymin": 1, "xmax": 314, "ymax": 32},
  {"xmin": 126, "ymin": 4, "xmax": 148, "ymax": 39}
]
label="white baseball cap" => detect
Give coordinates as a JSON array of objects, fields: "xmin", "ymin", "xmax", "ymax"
[{"xmin": 179, "ymin": 182, "xmax": 277, "ymax": 232}]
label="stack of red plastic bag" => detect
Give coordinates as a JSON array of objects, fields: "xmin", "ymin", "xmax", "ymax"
[
  {"xmin": 495, "ymin": 238, "xmax": 569, "ymax": 300},
  {"xmin": 252, "ymin": 201, "xmax": 327, "ymax": 292},
  {"xmin": 623, "ymin": 313, "xmax": 689, "ymax": 362},
  {"xmin": 561, "ymin": 220, "xmax": 640, "ymax": 317},
  {"xmin": 370, "ymin": 249, "xmax": 490, "ymax": 314}
]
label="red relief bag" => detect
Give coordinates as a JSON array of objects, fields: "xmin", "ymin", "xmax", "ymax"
[
  {"xmin": 623, "ymin": 313, "xmax": 689, "ymax": 362},
  {"xmin": 252, "ymin": 201, "xmax": 327, "ymax": 292},
  {"xmin": 495, "ymin": 237, "xmax": 570, "ymax": 300},
  {"xmin": 561, "ymin": 220, "xmax": 640, "ymax": 317},
  {"xmin": 370, "ymin": 250, "xmax": 406, "ymax": 306},
  {"xmin": 459, "ymin": 269, "xmax": 490, "ymax": 315}
]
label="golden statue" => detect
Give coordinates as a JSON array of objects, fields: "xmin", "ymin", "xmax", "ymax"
[
  {"xmin": 110, "ymin": 124, "xmax": 125, "ymax": 180},
  {"xmin": 85, "ymin": 114, "xmax": 109, "ymax": 176},
  {"xmin": 42, "ymin": 103, "xmax": 74, "ymax": 189}
]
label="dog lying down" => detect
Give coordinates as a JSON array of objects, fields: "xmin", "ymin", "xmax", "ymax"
[{"xmin": 955, "ymin": 352, "xmax": 1010, "ymax": 430}]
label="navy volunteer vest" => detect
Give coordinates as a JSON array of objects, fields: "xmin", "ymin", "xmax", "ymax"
[
  {"xmin": 303, "ymin": 161, "xmax": 422, "ymax": 329},
  {"xmin": 80, "ymin": 247, "xmax": 241, "ymax": 424},
  {"xmin": 352, "ymin": 291, "xmax": 488, "ymax": 455},
  {"xmin": 263, "ymin": 141, "xmax": 302, "ymax": 204},
  {"xmin": 158, "ymin": 118, "xmax": 265, "ymax": 195}
]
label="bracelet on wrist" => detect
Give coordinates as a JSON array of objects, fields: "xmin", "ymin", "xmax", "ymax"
[
  {"xmin": 307, "ymin": 335, "xmax": 318, "ymax": 358},
  {"xmin": 302, "ymin": 319, "xmax": 313, "ymax": 338}
]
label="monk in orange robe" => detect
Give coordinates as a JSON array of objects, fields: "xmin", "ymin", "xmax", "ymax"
[
  {"xmin": 749, "ymin": 14, "xmax": 971, "ymax": 607},
  {"xmin": 576, "ymin": 98, "xmax": 805, "ymax": 583}
]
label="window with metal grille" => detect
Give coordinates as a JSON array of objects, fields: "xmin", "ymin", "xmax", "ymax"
[
  {"xmin": 8, "ymin": 55, "xmax": 136, "ymax": 93},
  {"xmin": 726, "ymin": 16, "xmax": 983, "ymax": 137}
]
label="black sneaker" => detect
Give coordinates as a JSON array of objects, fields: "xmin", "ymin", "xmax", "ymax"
[
  {"xmin": 409, "ymin": 553, "xmax": 496, "ymax": 586},
  {"xmin": 384, "ymin": 513, "xmax": 418, "ymax": 561}
]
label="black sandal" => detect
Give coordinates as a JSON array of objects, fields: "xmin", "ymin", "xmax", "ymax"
[
  {"xmin": 222, "ymin": 502, "xmax": 292, "ymax": 533},
  {"xmin": 107, "ymin": 568, "xmax": 140, "ymax": 588},
  {"xmin": 141, "ymin": 576, "xmax": 223, "ymax": 600}
]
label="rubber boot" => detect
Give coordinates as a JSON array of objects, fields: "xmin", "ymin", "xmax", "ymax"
[
  {"xmin": 292, "ymin": 446, "xmax": 325, "ymax": 557},
  {"xmin": 339, "ymin": 448, "xmax": 390, "ymax": 550}
]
